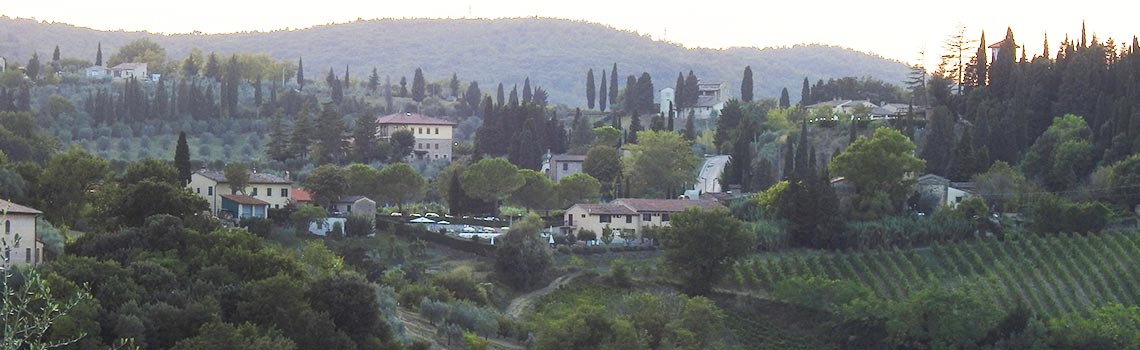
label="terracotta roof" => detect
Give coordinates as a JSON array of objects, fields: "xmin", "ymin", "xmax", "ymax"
[
  {"xmin": 291, "ymin": 188, "xmax": 313, "ymax": 202},
  {"xmin": 110, "ymin": 62, "xmax": 147, "ymax": 70},
  {"xmin": 376, "ymin": 112, "xmax": 456, "ymax": 126},
  {"xmin": 220, "ymin": 194, "xmax": 269, "ymax": 206},
  {"xmin": 550, "ymin": 154, "xmax": 587, "ymax": 162},
  {"xmin": 572, "ymin": 203, "xmax": 638, "ymax": 215},
  {"xmin": 195, "ymin": 169, "xmax": 291, "ymax": 184},
  {"xmin": 611, "ymin": 198, "xmax": 723, "ymax": 213},
  {"xmin": 0, "ymin": 199, "xmax": 42, "ymax": 215},
  {"xmin": 988, "ymin": 39, "xmax": 1020, "ymax": 49}
]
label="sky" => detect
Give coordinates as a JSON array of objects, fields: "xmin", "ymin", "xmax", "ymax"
[{"xmin": 6, "ymin": 0, "xmax": 1139, "ymax": 68}]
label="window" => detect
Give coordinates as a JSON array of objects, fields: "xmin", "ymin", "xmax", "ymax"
[
  {"xmin": 208, "ymin": 186, "xmax": 213, "ymax": 196},
  {"xmin": 196, "ymin": 187, "xmax": 200, "ymax": 194},
  {"xmin": 418, "ymin": 128, "xmax": 423, "ymax": 134},
  {"xmin": 251, "ymin": 188, "xmax": 258, "ymax": 196},
  {"xmin": 434, "ymin": 143, "xmax": 439, "ymax": 150},
  {"xmin": 25, "ymin": 248, "xmax": 30, "ymax": 263},
  {"xmin": 562, "ymin": 163, "xmax": 568, "ymax": 171},
  {"xmin": 4, "ymin": 220, "xmax": 9, "ymax": 234},
  {"xmin": 567, "ymin": 215, "xmax": 574, "ymax": 226},
  {"xmin": 642, "ymin": 214, "xmax": 651, "ymax": 221},
  {"xmin": 599, "ymin": 215, "xmax": 611, "ymax": 223},
  {"xmin": 435, "ymin": 127, "xmax": 440, "ymax": 134},
  {"xmin": 662, "ymin": 213, "xmax": 671, "ymax": 222},
  {"xmin": 266, "ymin": 187, "xmax": 273, "ymax": 196},
  {"xmin": 281, "ymin": 188, "xmax": 288, "ymax": 197},
  {"xmin": 625, "ymin": 215, "xmax": 632, "ymax": 224}
]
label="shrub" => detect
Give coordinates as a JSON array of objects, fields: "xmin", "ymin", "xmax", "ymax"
[
  {"xmin": 344, "ymin": 215, "xmax": 373, "ymax": 237},
  {"xmin": 577, "ymin": 229, "xmax": 597, "ymax": 242},
  {"xmin": 239, "ymin": 217, "xmax": 273, "ymax": 238}
]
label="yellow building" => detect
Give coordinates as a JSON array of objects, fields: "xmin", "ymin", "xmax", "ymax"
[
  {"xmin": 1, "ymin": 199, "xmax": 44, "ymax": 267},
  {"xmin": 563, "ymin": 198, "xmax": 723, "ymax": 242},
  {"xmin": 188, "ymin": 169, "xmax": 293, "ymax": 217},
  {"xmin": 375, "ymin": 112, "xmax": 456, "ymax": 161}
]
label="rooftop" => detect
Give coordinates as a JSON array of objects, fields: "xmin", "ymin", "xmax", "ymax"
[
  {"xmin": 0, "ymin": 199, "xmax": 42, "ymax": 215},
  {"xmin": 335, "ymin": 195, "xmax": 373, "ymax": 203},
  {"xmin": 291, "ymin": 188, "xmax": 313, "ymax": 202},
  {"xmin": 572, "ymin": 203, "xmax": 638, "ymax": 215},
  {"xmin": 612, "ymin": 198, "xmax": 723, "ymax": 213},
  {"xmin": 196, "ymin": 169, "xmax": 291, "ymax": 185},
  {"xmin": 220, "ymin": 194, "xmax": 269, "ymax": 206},
  {"xmin": 110, "ymin": 62, "xmax": 147, "ymax": 70},
  {"xmin": 376, "ymin": 112, "xmax": 457, "ymax": 126},
  {"xmin": 550, "ymin": 154, "xmax": 587, "ymax": 162}
]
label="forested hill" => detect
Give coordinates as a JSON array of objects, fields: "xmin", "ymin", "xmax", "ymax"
[{"xmin": 0, "ymin": 16, "xmax": 910, "ymax": 105}]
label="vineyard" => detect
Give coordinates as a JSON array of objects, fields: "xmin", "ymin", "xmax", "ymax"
[{"xmin": 729, "ymin": 230, "xmax": 1140, "ymax": 318}]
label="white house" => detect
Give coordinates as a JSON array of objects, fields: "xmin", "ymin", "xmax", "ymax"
[
  {"xmin": 547, "ymin": 154, "xmax": 586, "ymax": 182},
  {"xmin": 915, "ymin": 174, "xmax": 976, "ymax": 211},
  {"xmin": 563, "ymin": 198, "xmax": 724, "ymax": 242},
  {"xmin": 85, "ymin": 65, "xmax": 111, "ymax": 79},
  {"xmin": 110, "ymin": 62, "xmax": 147, "ymax": 80},
  {"xmin": 188, "ymin": 169, "xmax": 293, "ymax": 216},
  {"xmin": 331, "ymin": 196, "xmax": 377, "ymax": 218},
  {"xmin": 665, "ymin": 82, "xmax": 730, "ymax": 120},
  {"xmin": 1, "ymin": 199, "xmax": 44, "ymax": 267},
  {"xmin": 219, "ymin": 194, "xmax": 269, "ymax": 220}
]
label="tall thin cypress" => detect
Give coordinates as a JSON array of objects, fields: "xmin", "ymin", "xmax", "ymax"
[
  {"xmin": 741, "ymin": 66, "xmax": 754, "ymax": 102},
  {"xmin": 599, "ymin": 70, "xmax": 608, "ymax": 112},
  {"xmin": 95, "ymin": 42, "xmax": 102, "ymax": 66},
  {"xmin": 296, "ymin": 56, "xmax": 305, "ymax": 88},
  {"xmin": 800, "ymin": 77, "xmax": 811, "ymax": 106},
  {"xmin": 609, "ymin": 63, "xmax": 619, "ymax": 110},
  {"xmin": 779, "ymin": 88, "xmax": 791, "ymax": 108},
  {"xmin": 175, "ymin": 131, "xmax": 191, "ymax": 185},
  {"xmin": 586, "ymin": 69, "xmax": 596, "ymax": 109}
]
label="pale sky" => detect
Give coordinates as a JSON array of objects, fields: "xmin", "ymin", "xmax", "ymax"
[{"xmin": 7, "ymin": 0, "xmax": 1140, "ymax": 67}]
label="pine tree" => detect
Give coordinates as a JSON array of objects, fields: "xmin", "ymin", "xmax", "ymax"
[
  {"xmin": 628, "ymin": 113, "xmax": 642, "ymax": 144},
  {"xmin": 741, "ymin": 66, "xmax": 754, "ymax": 102},
  {"xmin": 353, "ymin": 112, "xmax": 380, "ymax": 163},
  {"xmin": 313, "ymin": 102, "xmax": 345, "ymax": 164},
  {"xmin": 52, "ymin": 45, "xmax": 60, "ymax": 62},
  {"xmin": 599, "ymin": 70, "xmax": 608, "ymax": 112},
  {"xmin": 289, "ymin": 105, "xmax": 313, "ymax": 159},
  {"xmin": 296, "ymin": 56, "xmax": 305, "ymax": 88},
  {"xmin": 800, "ymin": 77, "xmax": 811, "ymax": 106},
  {"xmin": 449, "ymin": 73, "xmax": 460, "ymax": 98},
  {"xmin": 779, "ymin": 88, "xmax": 791, "ymax": 108},
  {"xmin": 609, "ymin": 63, "xmax": 619, "ymax": 110},
  {"xmin": 175, "ymin": 131, "xmax": 191, "ymax": 185},
  {"xmin": 684, "ymin": 110, "xmax": 696, "ymax": 140},
  {"xmin": 368, "ymin": 68, "xmax": 380, "ymax": 93},
  {"xmin": 522, "ymin": 77, "xmax": 533, "ymax": 104},
  {"xmin": 412, "ymin": 68, "xmax": 426, "ymax": 102},
  {"xmin": 267, "ymin": 111, "xmax": 292, "ymax": 162},
  {"xmin": 95, "ymin": 42, "xmax": 102, "ymax": 66},
  {"xmin": 586, "ymin": 69, "xmax": 596, "ymax": 109},
  {"xmin": 399, "ymin": 76, "xmax": 408, "ymax": 97}
]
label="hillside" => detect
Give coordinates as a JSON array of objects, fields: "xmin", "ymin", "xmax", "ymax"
[{"xmin": 0, "ymin": 16, "xmax": 910, "ymax": 106}]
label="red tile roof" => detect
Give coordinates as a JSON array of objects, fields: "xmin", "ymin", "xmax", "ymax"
[
  {"xmin": 376, "ymin": 112, "xmax": 456, "ymax": 126},
  {"xmin": 611, "ymin": 198, "xmax": 723, "ymax": 213},
  {"xmin": 220, "ymin": 194, "xmax": 269, "ymax": 206},
  {"xmin": 196, "ymin": 169, "xmax": 291, "ymax": 184},
  {"xmin": 572, "ymin": 203, "xmax": 638, "ymax": 215},
  {"xmin": 291, "ymin": 188, "xmax": 313, "ymax": 202},
  {"xmin": 0, "ymin": 199, "xmax": 42, "ymax": 215}
]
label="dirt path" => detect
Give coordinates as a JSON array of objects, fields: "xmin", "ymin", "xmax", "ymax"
[
  {"xmin": 505, "ymin": 271, "xmax": 584, "ymax": 319},
  {"xmin": 397, "ymin": 307, "xmax": 525, "ymax": 350}
]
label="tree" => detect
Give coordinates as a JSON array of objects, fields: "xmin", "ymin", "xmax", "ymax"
[
  {"xmin": 830, "ymin": 128, "xmax": 926, "ymax": 217},
  {"xmin": 1109, "ymin": 154, "xmax": 1140, "ymax": 211},
  {"xmin": 376, "ymin": 163, "xmax": 425, "ymax": 211},
  {"xmin": 624, "ymin": 130, "xmax": 699, "ymax": 198},
  {"xmin": 289, "ymin": 106, "xmax": 313, "ymax": 160},
  {"xmin": 586, "ymin": 69, "xmax": 596, "ymax": 109},
  {"xmin": 684, "ymin": 111, "xmax": 696, "ymax": 141},
  {"xmin": 94, "ymin": 178, "xmax": 208, "ymax": 229},
  {"xmin": 38, "ymin": 147, "xmax": 109, "ymax": 227},
  {"xmin": 368, "ymin": 68, "xmax": 380, "ymax": 93},
  {"xmin": 182, "ymin": 53, "xmax": 199, "ymax": 77},
  {"xmin": 599, "ymin": 69, "xmax": 608, "ymax": 112},
  {"xmin": 304, "ymin": 164, "xmax": 347, "ymax": 207},
  {"xmin": 352, "ymin": 113, "xmax": 380, "ymax": 163},
  {"xmin": 0, "ymin": 269, "xmax": 92, "ymax": 350},
  {"xmin": 25, "ymin": 53, "xmax": 40, "ymax": 81},
  {"xmin": 389, "ymin": 129, "xmax": 416, "ymax": 162},
  {"xmin": 494, "ymin": 213, "xmax": 553, "ymax": 289},
  {"xmin": 95, "ymin": 42, "xmax": 102, "ymax": 66},
  {"xmin": 660, "ymin": 207, "xmax": 753, "ymax": 295},
  {"xmin": 522, "ymin": 77, "xmax": 532, "ymax": 103},
  {"xmin": 175, "ymin": 131, "xmax": 191, "ymax": 185},
  {"xmin": 886, "ymin": 287, "xmax": 1002, "ymax": 350},
  {"xmin": 107, "ymin": 38, "xmax": 166, "ymax": 72},
  {"xmin": 448, "ymin": 73, "xmax": 460, "ymax": 98},
  {"xmin": 291, "ymin": 204, "xmax": 328, "ymax": 233},
  {"xmin": 224, "ymin": 163, "xmax": 250, "ymax": 194},
  {"xmin": 609, "ymin": 63, "xmax": 619, "ymax": 109},
  {"xmin": 171, "ymin": 321, "xmax": 296, "ymax": 350},
  {"xmin": 800, "ymin": 77, "xmax": 811, "ymax": 106},
  {"xmin": 1021, "ymin": 114, "xmax": 1094, "ymax": 191},
  {"xmin": 296, "ymin": 56, "xmax": 304, "ymax": 88},
  {"xmin": 920, "ymin": 106, "xmax": 956, "ymax": 176},
  {"xmin": 779, "ymin": 88, "xmax": 791, "ymax": 108},
  {"xmin": 556, "ymin": 173, "xmax": 601, "ymax": 208},
  {"xmin": 583, "ymin": 145, "xmax": 620, "ymax": 184},
  {"xmin": 461, "ymin": 158, "xmax": 524, "ymax": 210},
  {"xmin": 412, "ymin": 68, "xmax": 426, "ymax": 102},
  {"xmin": 344, "ymin": 163, "xmax": 381, "ymax": 200},
  {"xmin": 741, "ymin": 66, "xmax": 754, "ymax": 102},
  {"xmin": 569, "ymin": 110, "xmax": 595, "ymax": 149},
  {"xmin": 510, "ymin": 169, "xmax": 557, "ymax": 211}
]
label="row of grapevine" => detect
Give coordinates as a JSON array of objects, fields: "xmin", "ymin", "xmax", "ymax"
[{"xmin": 729, "ymin": 231, "xmax": 1140, "ymax": 317}]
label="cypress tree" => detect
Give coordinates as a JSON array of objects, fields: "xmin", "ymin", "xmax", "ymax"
[
  {"xmin": 599, "ymin": 70, "xmax": 608, "ymax": 112},
  {"xmin": 667, "ymin": 101, "xmax": 675, "ymax": 132},
  {"xmin": 343, "ymin": 65, "xmax": 351, "ymax": 89},
  {"xmin": 974, "ymin": 32, "xmax": 987, "ymax": 86},
  {"xmin": 52, "ymin": 45, "xmax": 60, "ymax": 62},
  {"xmin": 625, "ymin": 75, "xmax": 637, "ymax": 114},
  {"xmin": 253, "ymin": 74, "xmax": 263, "ymax": 108},
  {"xmin": 609, "ymin": 63, "xmax": 619, "ymax": 110},
  {"xmin": 675, "ymin": 72, "xmax": 686, "ymax": 109},
  {"xmin": 684, "ymin": 71, "xmax": 699, "ymax": 107},
  {"xmin": 399, "ymin": 76, "xmax": 408, "ymax": 97},
  {"xmin": 628, "ymin": 113, "xmax": 642, "ymax": 144},
  {"xmin": 449, "ymin": 73, "xmax": 460, "ymax": 98},
  {"xmin": 205, "ymin": 53, "xmax": 221, "ymax": 81},
  {"xmin": 267, "ymin": 110, "xmax": 292, "ymax": 162},
  {"xmin": 800, "ymin": 77, "xmax": 811, "ymax": 106},
  {"xmin": 509, "ymin": 85, "xmax": 519, "ymax": 107},
  {"xmin": 175, "ymin": 131, "xmax": 191, "ymax": 185},
  {"xmin": 741, "ymin": 66, "xmax": 754, "ymax": 102},
  {"xmin": 369, "ymin": 68, "xmax": 380, "ymax": 93},
  {"xmin": 496, "ymin": 83, "xmax": 505, "ymax": 107},
  {"xmin": 289, "ymin": 105, "xmax": 313, "ymax": 159},
  {"xmin": 384, "ymin": 75, "xmax": 393, "ymax": 112},
  {"xmin": 95, "ymin": 42, "xmax": 102, "ymax": 66},
  {"xmin": 313, "ymin": 102, "xmax": 345, "ymax": 164},
  {"xmin": 684, "ymin": 111, "xmax": 696, "ymax": 141},
  {"xmin": 353, "ymin": 112, "xmax": 379, "ymax": 163},
  {"xmin": 989, "ymin": 28, "xmax": 1017, "ymax": 97},
  {"xmin": 412, "ymin": 68, "xmax": 426, "ymax": 102},
  {"xmin": 947, "ymin": 127, "xmax": 979, "ymax": 181},
  {"xmin": 782, "ymin": 138, "xmax": 795, "ymax": 180},
  {"xmin": 586, "ymin": 69, "xmax": 596, "ymax": 109},
  {"xmin": 296, "ymin": 56, "xmax": 305, "ymax": 88},
  {"xmin": 522, "ymin": 77, "xmax": 533, "ymax": 104},
  {"xmin": 636, "ymin": 72, "xmax": 654, "ymax": 116},
  {"xmin": 779, "ymin": 88, "xmax": 791, "ymax": 108},
  {"xmin": 794, "ymin": 120, "xmax": 810, "ymax": 179}
]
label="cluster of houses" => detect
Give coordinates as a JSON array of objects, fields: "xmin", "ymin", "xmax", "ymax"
[{"xmin": 804, "ymin": 99, "xmax": 924, "ymax": 121}]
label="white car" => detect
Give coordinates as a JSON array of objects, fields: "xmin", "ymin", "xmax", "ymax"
[
  {"xmin": 425, "ymin": 212, "xmax": 440, "ymax": 217},
  {"xmin": 389, "ymin": 212, "xmax": 403, "ymax": 217}
]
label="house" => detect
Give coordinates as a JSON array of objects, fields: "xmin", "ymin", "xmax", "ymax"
[
  {"xmin": 375, "ymin": 112, "xmax": 456, "ymax": 161},
  {"xmin": 1, "ymin": 199, "xmax": 45, "ymax": 267},
  {"xmin": 110, "ymin": 63, "xmax": 147, "ymax": 80},
  {"xmin": 290, "ymin": 188, "xmax": 314, "ymax": 205},
  {"xmin": 85, "ymin": 65, "xmax": 111, "ymax": 79},
  {"xmin": 563, "ymin": 198, "xmax": 724, "ymax": 242},
  {"xmin": 331, "ymin": 196, "xmax": 377, "ymax": 218},
  {"xmin": 914, "ymin": 174, "xmax": 975, "ymax": 212},
  {"xmin": 220, "ymin": 194, "xmax": 269, "ymax": 220},
  {"xmin": 548, "ymin": 154, "xmax": 586, "ymax": 182},
  {"xmin": 661, "ymin": 81, "xmax": 730, "ymax": 120},
  {"xmin": 188, "ymin": 169, "xmax": 292, "ymax": 216}
]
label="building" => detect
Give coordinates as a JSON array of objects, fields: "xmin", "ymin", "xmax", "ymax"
[
  {"xmin": 662, "ymin": 81, "xmax": 731, "ymax": 120},
  {"xmin": 85, "ymin": 65, "xmax": 110, "ymax": 79},
  {"xmin": 220, "ymin": 194, "xmax": 269, "ymax": 220},
  {"xmin": 110, "ymin": 63, "xmax": 147, "ymax": 80},
  {"xmin": 188, "ymin": 169, "xmax": 292, "ymax": 216},
  {"xmin": 915, "ymin": 174, "xmax": 975, "ymax": 212},
  {"xmin": 375, "ymin": 112, "xmax": 456, "ymax": 161},
  {"xmin": 1, "ymin": 199, "xmax": 44, "ymax": 267},
  {"xmin": 563, "ymin": 198, "xmax": 724, "ymax": 242},
  {"xmin": 548, "ymin": 154, "xmax": 586, "ymax": 182},
  {"xmin": 331, "ymin": 196, "xmax": 377, "ymax": 218},
  {"xmin": 290, "ymin": 188, "xmax": 314, "ymax": 205}
]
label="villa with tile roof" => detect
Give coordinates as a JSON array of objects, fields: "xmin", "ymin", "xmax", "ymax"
[
  {"xmin": 188, "ymin": 169, "xmax": 292, "ymax": 216},
  {"xmin": 1, "ymin": 199, "xmax": 45, "ymax": 267},
  {"xmin": 376, "ymin": 112, "xmax": 457, "ymax": 161},
  {"xmin": 562, "ymin": 198, "xmax": 724, "ymax": 241}
]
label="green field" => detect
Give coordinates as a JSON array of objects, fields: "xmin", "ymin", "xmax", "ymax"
[{"xmin": 730, "ymin": 231, "xmax": 1140, "ymax": 318}]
